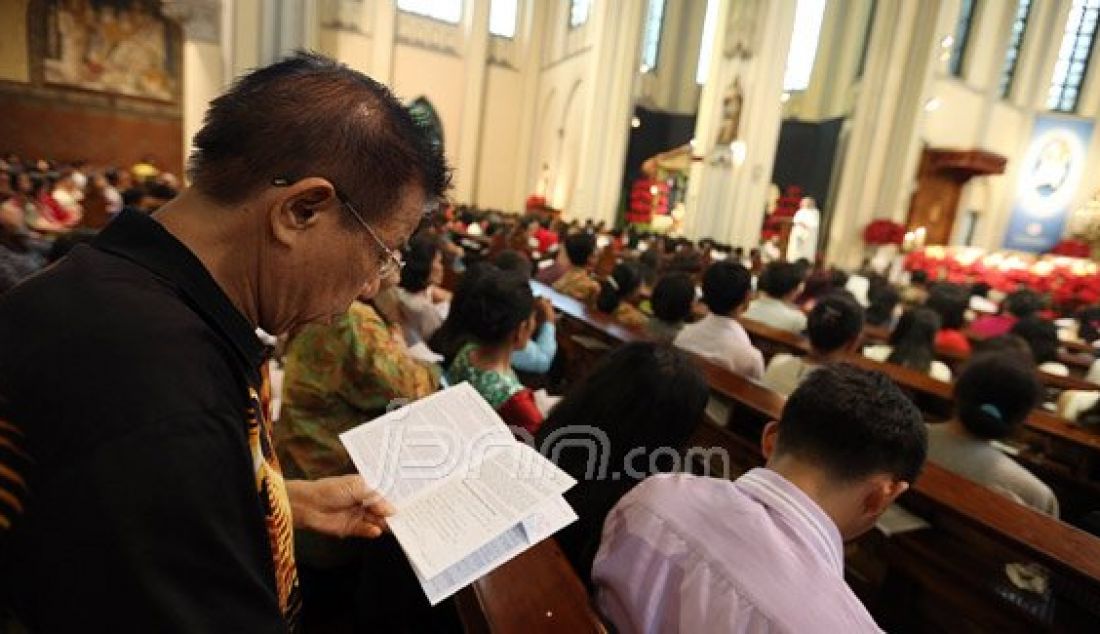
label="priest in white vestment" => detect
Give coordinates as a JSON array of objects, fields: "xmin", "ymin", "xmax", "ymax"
[{"xmin": 788, "ymin": 197, "xmax": 820, "ymax": 262}]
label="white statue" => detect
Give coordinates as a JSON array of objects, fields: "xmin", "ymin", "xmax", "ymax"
[{"xmin": 788, "ymin": 197, "xmax": 821, "ymax": 262}]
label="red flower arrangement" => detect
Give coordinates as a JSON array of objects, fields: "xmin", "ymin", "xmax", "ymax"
[
  {"xmin": 904, "ymin": 247, "xmax": 1100, "ymax": 312},
  {"xmin": 863, "ymin": 219, "xmax": 906, "ymax": 246},
  {"xmin": 1051, "ymin": 238, "xmax": 1090, "ymax": 258},
  {"xmin": 525, "ymin": 194, "xmax": 547, "ymax": 211}
]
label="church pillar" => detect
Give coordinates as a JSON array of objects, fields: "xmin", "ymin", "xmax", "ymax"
[
  {"xmin": 570, "ymin": 0, "xmax": 647, "ymax": 225},
  {"xmin": 684, "ymin": 0, "xmax": 798, "ymax": 248},
  {"xmin": 370, "ymin": 0, "xmax": 397, "ymax": 85},
  {"xmin": 826, "ymin": 0, "xmax": 944, "ymax": 267},
  {"xmin": 162, "ymin": 0, "xmax": 225, "ymax": 175},
  {"xmin": 454, "ymin": 0, "xmax": 491, "ymax": 202}
]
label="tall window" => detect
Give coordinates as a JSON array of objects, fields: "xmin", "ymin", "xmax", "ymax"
[
  {"xmin": 569, "ymin": 0, "xmax": 591, "ymax": 28},
  {"xmin": 641, "ymin": 0, "xmax": 666, "ymax": 71},
  {"xmin": 948, "ymin": 0, "xmax": 978, "ymax": 77},
  {"xmin": 1047, "ymin": 0, "xmax": 1100, "ymax": 112},
  {"xmin": 999, "ymin": 0, "xmax": 1032, "ymax": 97},
  {"xmin": 784, "ymin": 0, "xmax": 828, "ymax": 91},
  {"xmin": 490, "ymin": 0, "xmax": 518, "ymax": 38},
  {"xmin": 696, "ymin": 0, "xmax": 719, "ymax": 84},
  {"xmin": 397, "ymin": 0, "xmax": 463, "ymax": 24}
]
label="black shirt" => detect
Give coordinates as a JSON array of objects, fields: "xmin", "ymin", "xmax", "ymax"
[{"xmin": 0, "ymin": 210, "xmax": 299, "ymax": 631}]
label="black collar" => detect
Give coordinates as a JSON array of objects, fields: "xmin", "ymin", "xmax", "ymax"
[{"xmin": 93, "ymin": 210, "xmax": 265, "ymax": 385}]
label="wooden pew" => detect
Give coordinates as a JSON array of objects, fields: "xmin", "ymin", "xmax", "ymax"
[
  {"xmin": 455, "ymin": 539, "xmax": 605, "ymax": 633},
  {"xmin": 535, "ymin": 281, "xmax": 1100, "ymax": 631},
  {"xmin": 738, "ymin": 316, "xmax": 1100, "ymax": 526}
]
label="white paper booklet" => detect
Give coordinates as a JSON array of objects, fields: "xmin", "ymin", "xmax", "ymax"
[{"xmin": 340, "ymin": 382, "xmax": 577, "ymax": 604}]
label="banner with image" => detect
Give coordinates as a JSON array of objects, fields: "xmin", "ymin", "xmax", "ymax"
[{"xmin": 1003, "ymin": 116, "xmax": 1094, "ymax": 253}]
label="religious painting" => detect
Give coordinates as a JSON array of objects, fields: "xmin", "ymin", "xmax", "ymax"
[
  {"xmin": 43, "ymin": 0, "xmax": 180, "ymax": 102},
  {"xmin": 1004, "ymin": 116, "xmax": 1095, "ymax": 252}
]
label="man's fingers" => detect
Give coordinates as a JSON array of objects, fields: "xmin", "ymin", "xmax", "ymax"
[{"xmin": 340, "ymin": 475, "xmax": 395, "ymax": 516}]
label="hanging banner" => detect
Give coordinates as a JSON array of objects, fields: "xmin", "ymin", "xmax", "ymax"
[{"xmin": 1004, "ymin": 115, "xmax": 1094, "ymax": 252}]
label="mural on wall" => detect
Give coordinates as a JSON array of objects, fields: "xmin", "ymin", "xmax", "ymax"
[{"xmin": 43, "ymin": 0, "xmax": 179, "ymax": 101}]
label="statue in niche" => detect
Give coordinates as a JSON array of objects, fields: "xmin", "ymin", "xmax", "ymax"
[
  {"xmin": 708, "ymin": 77, "xmax": 743, "ymax": 166},
  {"xmin": 715, "ymin": 77, "xmax": 743, "ymax": 146}
]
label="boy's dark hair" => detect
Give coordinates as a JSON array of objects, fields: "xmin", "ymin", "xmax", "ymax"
[
  {"xmin": 596, "ymin": 262, "xmax": 643, "ymax": 314},
  {"xmin": 910, "ymin": 270, "xmax": 928, "ymax": 285},
  {"xmin": 778, "ymin": 364, "xmax": 927, "ymax": 483},
  {"xmin": 399, "ymin": 233, "xmax": 440, "ymax": 293},
  {"xmin": 701, "ymin": 261, "xmax": 752, "ymax": 316},
  {"xmin": 651, "ymin": 273, "xmax": 695, "ymax": 324},
  {"xmin": 865, "ymin": 283, "xmax": 900, "ymax": 328},
  {"xmin": 888, "ymin": 307, "xmax": 941, "ymax": 373},
  {"xmin": 189, "ymin": 51, "xmax": 450, "ymax": 225},
  {"xmin": 564, "ymin": 232, "xmax": 597, "ymax": 266},
  {"xmin": 829, "ymin": 267, "xmax": 849, "ymax": 291},
  {"xmin": 808, "ymin": 292, "xmax": 864, "ymax": 353},
  {"xmin": 1010, "ymin": 316, "xmax": 1060, "ymax": 365},
  {"xmin": 463, "ymin": 266, "xmax": 534, "ymax": 345},
  {"xmin": 537, "ymin": 342, "xmax": 708, "ymax": 579},
  {"xmin": 954, "ymin": 352, "xmax": 1041, "ymax": 439},
  {"xmin": 494, "ymin": 249, "xmax": 531, "ymax": 279},
  {"xmin": 121, "ymin": 187, "xmax": 145, "ymax": 208},
  {"xmin": 926, "ymin": 283, "xmax": 968, "ymax": 330},
  {"xmin": 758, "ymin": 262, "xmax": 804, "ymax": 299},
  {"xmin": 1004, "ymin": 289, "xmax": 1043, "ymax": 319}
]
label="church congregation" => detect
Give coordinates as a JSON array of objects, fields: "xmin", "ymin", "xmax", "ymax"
[{"xmin": 5, "ymin": 0, "xmax": 1100, "ymax": 632}]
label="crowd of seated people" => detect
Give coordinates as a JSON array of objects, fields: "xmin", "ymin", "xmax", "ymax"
[{"xmin": 0, "ymin": 153, "xmax": 181, "ymax": 294}]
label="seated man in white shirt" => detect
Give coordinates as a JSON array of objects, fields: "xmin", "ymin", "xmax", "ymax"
[
  {"xmin": 764, "ymin": 292, "xmax": 864, "ymax": 396},
  {"xmin": 744, "ymin": 261, "xmax": 807, "ymax": 334},
  {"xmin": 593, "ymin": 364, "xmax": 927, "ymax": 633},
  {"xmin": 674, "ymin": 261, "xmax": 764, "ymax": 379}
]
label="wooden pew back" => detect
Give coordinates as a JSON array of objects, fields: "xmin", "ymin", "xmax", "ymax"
[{"xmin": 737, "ymin": 316, "xmax": 1100, "ymax": 524}]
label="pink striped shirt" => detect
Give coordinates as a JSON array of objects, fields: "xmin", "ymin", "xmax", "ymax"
[{"xmin": 593, "ymin": 469, "xmax": 882, "ymax": 633}]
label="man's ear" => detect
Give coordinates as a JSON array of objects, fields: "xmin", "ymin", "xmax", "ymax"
[
  {"xmin": 863, "ymin": 477, "xmax": 909, "ymax": 517},
  {"xmin": 760, "ymin": 420, "xmax": 780, "ymax": 459},
  {"xmin": 270, "ymin": 177, "xmax": 338, "ymax": 247}
]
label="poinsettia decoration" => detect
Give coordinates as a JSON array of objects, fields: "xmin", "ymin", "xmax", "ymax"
[
  {"xmin": 863, "ymin": 219, "xmax": 906, "ymax": 246},
  {"xmin": 905, "ymin": 247, "xmax": 1100, "ymax": 312},
  {"xmin": 1051, "ymin": 238, "xmax": 1091, "ymax": 258}
]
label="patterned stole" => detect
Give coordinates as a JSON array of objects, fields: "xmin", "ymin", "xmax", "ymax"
[{"xmin": 249, "ymin": 364, "xmax": 302, "ymax": 629}]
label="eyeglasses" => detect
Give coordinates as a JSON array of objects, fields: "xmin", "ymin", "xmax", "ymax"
[{"xmin": 272, "ymin": 177, "xmax": 405, "ymax": 278}]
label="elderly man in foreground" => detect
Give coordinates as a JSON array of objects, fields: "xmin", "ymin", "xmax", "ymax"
[{"xmin": 0, "ymin": 52, "xmax": 449, "ymax": 631}]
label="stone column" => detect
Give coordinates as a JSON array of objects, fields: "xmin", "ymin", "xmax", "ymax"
[
  {"xmin": 453, "ymin": 0, "xmax": 491, "ymax": 202},
  {"xmin": 571, "ymin": 0, "xmax": 647, "ymax": 225},
  {"xmin": 162, "ymin": 0, "xmax": 224, "ymax": 175},
  {"xmin": 825, "ymin": 0, "xmax": 944, "ymax": 267},
  {"xmin": 370, "ymin": 0, "xmax": 397, "ymax": 84},
  {"xmin": 684, "ymin": 0, "xmax": 798, "ymax": 248}
]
